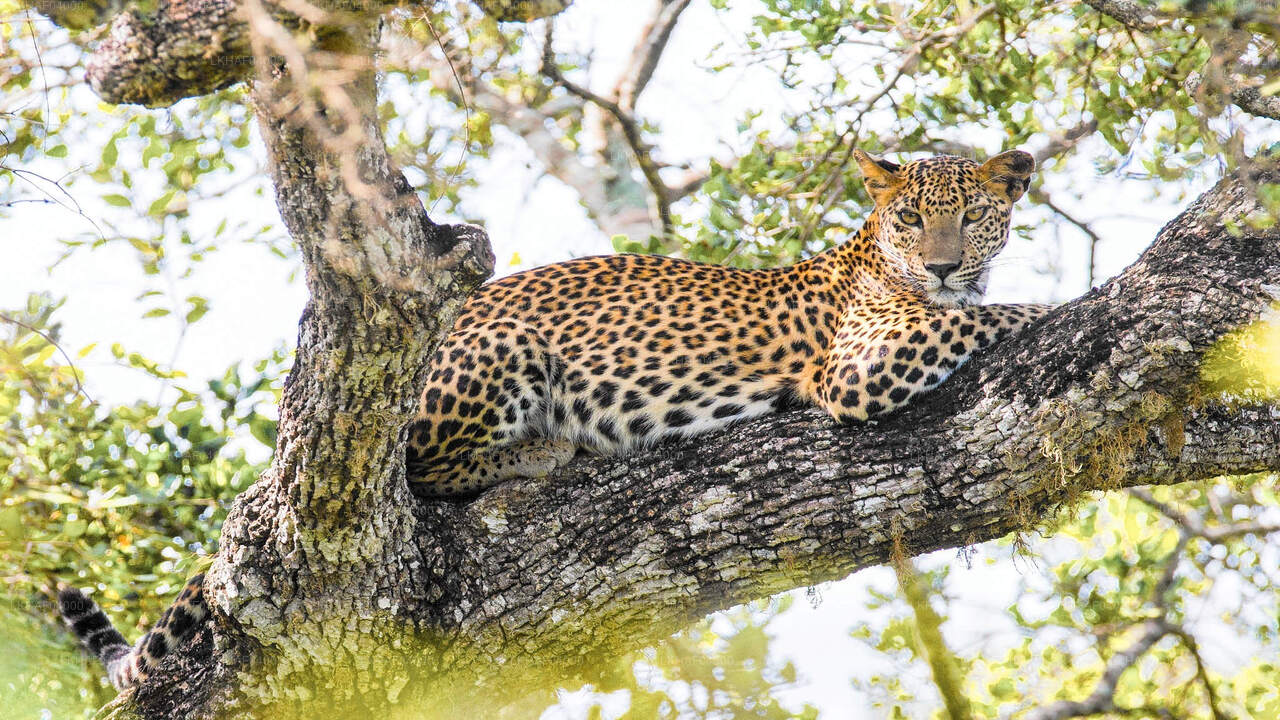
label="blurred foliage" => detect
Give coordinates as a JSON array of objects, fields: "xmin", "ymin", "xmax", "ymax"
[
  {"xmin": 0, "ymin": 294, "xmax": 285, "ymax": 716},
  {"xmin": 682, "ymin": 0, "xmax": 1242, "ymax": 266},
  {"xmin": 855, "ymin": 477, "xmax": 1280, "ymax": 719},
  {"xmin": 1201, "ymin": 312, "xmax": 1280, "ymax": 400},
  {"xmin": 566, "ymin": 598, "xmax": 820, "ymax": 720}
]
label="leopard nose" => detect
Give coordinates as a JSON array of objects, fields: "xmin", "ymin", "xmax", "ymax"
[{"xmin": 926, "ymin": 262, "xmax": 960, "ymax": 281}]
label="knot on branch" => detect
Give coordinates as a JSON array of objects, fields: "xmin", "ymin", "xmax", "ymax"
[
  {"xmin": 430, "ymin": 223, "xmax": 496, "ymax": 293},
  {"xmin": 86, "ymin": 0, "xmax": 250, "ymax": 107}
]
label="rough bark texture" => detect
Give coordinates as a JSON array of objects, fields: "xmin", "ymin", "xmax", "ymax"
[
  {"xmin": 85, "ymin": 0, "xmax": 251, "ymax": 107},
  {"xmin": 94, "ymin": 122, "xmax": 1280, "ymax": 717},
  {"xmin": 22, "ymin": 0, "xmax": 573, "ymax": 107}
]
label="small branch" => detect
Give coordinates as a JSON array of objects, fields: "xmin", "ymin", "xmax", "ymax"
[
  {"xmin": 0, "ymin": 312, "xmax": 96, "ymax": 405},
  {"xmin": 1129, "ymin": 487, "xmax": 1280, "ymax": 543},
  {"xmin": 1025, "ymin": 620, "xmax": 1168, "ymax": 720},
  {"xmin": 612, "ymin": 0, "xmax": 692, "ymax": 114},
  {"xmin": 666, "ymin": 167, "xmax": 713, "ymax": 202},
  {"xmin": 541, "ymin": 22, "xmax": 673, "ymax": 240},
  {"xmin": 850, "ymin": 4, "xmax": 996, "ymax": 131},
  {"xmin": 1187, "ymin": 72, "xmax": 1280, "ymax": 121},
  {"xmin": 1128, "ymin": 487, "xmax": 1202, "ymax": 533},
  {"xmin": 1159, "ymin": 620, "xmax": 1228, "ymax": 720},
  {"xmin": 1083, "ymin": 0, "xmax": 1162, "ymax": 31},
  {"xmin": 1028, "ymin": 188, "xmax": 1102, "ymax": 287},
  {"xmin": 1032, "ymin": 119, "xmax": 1100, "ymax": 165},
  {"xmin": 392, "ymin": 34, "xmax": 653, "ymax": 240}
]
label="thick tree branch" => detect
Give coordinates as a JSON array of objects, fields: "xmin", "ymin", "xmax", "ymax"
[
  {"xmin": 469, "ymin": 0, "xmax": 572, "ymax": 22},
  {"xmin": 385, "ymin": 158, "xmax": 1280, "ymax": 707},
  {"xmin": 97, "ymin": 7, "xmax": 498, "ymax": 717},
  {"xmin": 83, "ymin": 0, "xmax": 250, "ymax": 107},
  {"xmin": 111, "ymin": 151, "xmax": 1280, "ymax": 719},
  {"xmin": 1082, "ymin": 0, "xmax": 1162, "ymax": 32},
  {"xmin": 23, "ymin": 0, "xmax": 571, "ymax": 107}
]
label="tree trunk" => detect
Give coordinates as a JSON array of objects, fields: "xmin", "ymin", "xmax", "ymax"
[
  {"xmin": 100, "ymin": 103, "xmax": 1280, "ymax": 717},
  {"xmin": 30, "ymin": 2, "xmax": 1280, "ymax": 717}
]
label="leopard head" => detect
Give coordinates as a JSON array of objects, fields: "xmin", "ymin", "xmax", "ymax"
[{"xmin": 854, "ymin": 150, "xmax": 1034, "ymax": 307}]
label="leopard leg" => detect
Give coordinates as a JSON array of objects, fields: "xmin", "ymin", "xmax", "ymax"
[
  {"xmin": 810, "ymin": 297, "xmax": 1051, "ymax": 422},
  {"xmin": 407, "ymin": 318, "xmax": 573, "ymax": 497},
  {"xmin": 412, "ymin": 438, "xmax": 576, "ymax": 497}
]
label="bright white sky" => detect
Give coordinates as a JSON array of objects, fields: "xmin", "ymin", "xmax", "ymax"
[{"xmin": 1, "ymin": 1, "xmax": 1263, "ymax": 717}]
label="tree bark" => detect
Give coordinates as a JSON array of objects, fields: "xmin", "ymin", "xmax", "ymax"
[
  {"xmin": 20, "ymin": 0, "xmax": 574, "ymax": 107},
  {"xmin": 97, "ymin": 114, "xmax": 1280, "ymax": 717},
  {"xmin": 37, "ymin": 1, "xmax": 1280, "ymax": 717}
]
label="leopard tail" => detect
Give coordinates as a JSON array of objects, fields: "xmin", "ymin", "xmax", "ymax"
[{"xmin": 58, "ymin": 573, "xmax": 207, "ymax": 690}]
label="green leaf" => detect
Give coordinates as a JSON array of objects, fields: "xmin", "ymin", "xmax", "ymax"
[{"xmin": 185, "ymin": 296, "xmax": 209, "ymax": 324}]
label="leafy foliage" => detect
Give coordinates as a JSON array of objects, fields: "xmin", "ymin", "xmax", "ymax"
[
  {"xmin": 0, "ymin": 294, "xmax": 284, "ymax": 715},
  {"xmin": 855, "ymin": 478, "xmax": 1280, "ymax": 719}
]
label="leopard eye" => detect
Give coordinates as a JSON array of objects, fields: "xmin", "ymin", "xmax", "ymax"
[
  {"xmin": 963, "ymin": 206, "xmax": 989, "ymax": 224},
  {"xmin": 898, "ymin": 209, "xmax": 922, "ymax": 227}
]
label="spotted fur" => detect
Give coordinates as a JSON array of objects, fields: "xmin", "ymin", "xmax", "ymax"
[
  {"xmin": 407, "ymin": 151, "xmax": 1051, "ymax": 496},
  {"xmin": 59, "ymin": 574, "xmax": 207, "ymax": 690}
]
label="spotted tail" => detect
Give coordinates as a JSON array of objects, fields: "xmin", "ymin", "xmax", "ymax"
[{"xmin": 58, "ymin": 573, "xmax": 207, "ymax": 690}]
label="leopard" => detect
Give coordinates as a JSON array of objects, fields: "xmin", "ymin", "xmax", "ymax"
[
  {"xmin": 404, "ymin": 149, "xmax": 1052, "ymax": 496},
  {"xmin": 59, "ymin": 149, "xmax": 1051, "ymax": 690}
]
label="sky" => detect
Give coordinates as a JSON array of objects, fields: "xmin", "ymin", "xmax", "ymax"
[{"xmin": 1, "ymin": 1, "xmax": 1267, "ymax": 717}]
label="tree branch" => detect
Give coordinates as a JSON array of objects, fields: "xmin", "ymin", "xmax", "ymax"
[
  {"xmin": 541, "ymin": 21, "xmax": 674, "ymax": 240},
  {"xmin": 22, "ymin": 0, "xmax": 571, "ymax": 106},
  {"xmin": 1129, "ymin": 487, "xmax": 1280, "ymax": 543},
  {"xmin": 1187, "ymin": 72, "xmax": 1280, "ymax": 121},
  {"xmin": 1082, "ymin": 0, "xmax": 1162, "ymax": 32},
  {"xmin": 388, "ymin": 158, "xmax": 1280, "ymax": 707},
  {"xmin": 1032, "ymin": 119, "xmax": 1101, "ymax": 165},
  {"xmin": 90, "ymin": 115, "xmax": 1280, "ymax": 720},
  {"xmin": 469, "ymin": 0, "xmax": 573, "ymax": 22},
  {"xmin": 1028, "ymin": 187, "xmax": 1102, "ymax": 286},
  {"xmin": 82, "ymin": 0, "xmax": 250, "ymax": 107},
  {"xmin": 391, "ymin": 35, "xmax": 656, "ymax": 241},
  {"xmin": 1084, "ymin": 1, "xmax": 1280, "ymax": 122},
  {"xmin": 1026, "ymin": 620, "xmax": 1169, "ymax": 720},
  {"xmin": 612, "ymin": 0, "xmax": 693, "ymax": 114}
]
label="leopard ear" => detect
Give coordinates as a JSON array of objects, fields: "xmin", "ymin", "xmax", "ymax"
[
  {"xmin": 978, "ymin": 150, "xmax": 1035, "ymax": 203},
  {"xmin": 853, "ymin": 149, "xmax": 903, "ymax": 206}
]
